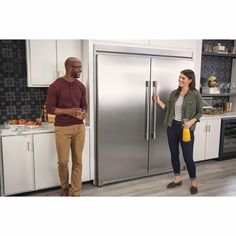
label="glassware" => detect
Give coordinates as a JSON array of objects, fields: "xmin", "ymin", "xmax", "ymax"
[{"xmin": 3, "ymin": 121, "xmax": 10, "ymax": 129}]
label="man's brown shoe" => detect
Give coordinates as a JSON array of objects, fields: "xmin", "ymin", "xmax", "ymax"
[
  {"xmin": 166, "ymin": 181, "xmax": 182, "ymax": 188},
  {"xmin": 60, "ymin": 188, "xmax": 70, "ymax": 196}
]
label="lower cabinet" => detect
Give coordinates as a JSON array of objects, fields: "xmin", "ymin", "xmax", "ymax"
[
  {"xmin": 33, "ymin": 133, "xmax": 60, "ymax": 190},
  {"xmin": 193, "ymin": 119, "xmax": 221, "ymax": 162},
  {"xmin": 1, "ymin": 128, "xmax": 90, "ymax": 195},
  {"xmin": 2, "ymin": 135, "xmax": 35, "ymax": 195}
]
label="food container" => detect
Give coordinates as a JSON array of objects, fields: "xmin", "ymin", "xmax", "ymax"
[{"xmin": 223, "ymin": 102, "xmax": 232, "ymax": 112}]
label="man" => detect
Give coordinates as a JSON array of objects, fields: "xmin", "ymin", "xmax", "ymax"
[{"xmin": 46, "ymin": 57, "xmax": 87, "ymax": 196}]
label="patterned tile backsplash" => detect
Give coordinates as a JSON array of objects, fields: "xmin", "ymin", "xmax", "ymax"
[
  {"xmin": 0, "ymin": 40, "xmax": 48, "ymax": 124},
  {"xmin": 201, "ymin": 40, "xmax": 234, "ymax": 87}
]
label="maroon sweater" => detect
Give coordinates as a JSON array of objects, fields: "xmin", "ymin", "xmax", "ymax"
[{"xmin": 46, "ymin": 77, "xmax": 87, "ymax": 126}]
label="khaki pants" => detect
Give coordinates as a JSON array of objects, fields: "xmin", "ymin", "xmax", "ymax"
[{"xmin": 55, "ymin": 124, "xmax": 85, "ymax": 196}]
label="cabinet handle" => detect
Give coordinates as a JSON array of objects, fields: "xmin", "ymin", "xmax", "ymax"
[
  {"xmin": 205, "ymin": 125, "xmax": 208, "ymax": 132},
  {"xmin": 27, "ymin": 142, "xmax": 31, "ymax": 151},
  {"xmin": 208, "ymin": 125, "xmax": 210, "ymax": 132}
]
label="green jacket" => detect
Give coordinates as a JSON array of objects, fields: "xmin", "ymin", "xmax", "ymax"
[{"xmin": 164, "ymin": 89, "xmax": 203, "ymax": 131}]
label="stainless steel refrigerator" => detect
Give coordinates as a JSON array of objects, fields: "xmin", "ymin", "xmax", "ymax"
[{"xmin": 94, "ymin": 45, "xmax": 193, "ymax": 186}]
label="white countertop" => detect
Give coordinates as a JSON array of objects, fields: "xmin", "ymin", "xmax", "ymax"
[
  {"xmin": 0, "ymin": 123, "xmax": 90, "ymax": 137},
  {"xmin": 201, "ymin": 112, "xmax": 236, "ymax": 120}
]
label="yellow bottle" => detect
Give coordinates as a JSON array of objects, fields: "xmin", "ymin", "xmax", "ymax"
[{"xmin": 183, "ymin": 127, "xmax": 191, "ymax": 142}]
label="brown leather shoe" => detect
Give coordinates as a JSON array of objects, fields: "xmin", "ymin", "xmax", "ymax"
[
  {"xmin": 166, "ymin": 181, "xmax": 182, "ymax": 188},
  {"xmin": 60, "ymin": 188, "xmax": 70, "ymax": 196},
  {"xmin": 190, "ymin": 185, "xmax": 198, "ymax": 194}
]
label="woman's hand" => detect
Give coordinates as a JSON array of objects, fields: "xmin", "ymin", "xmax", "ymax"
[
  {"xmin": 183, "ymin": 119, "xmax": 196, "ymax": 129},
  {"xmin": 153, "ymin": 95, "xmax": 161, "ymax": 104},
  {"xmin": 153, "ymin": 95, "xmax": 166, "ymax": 110}
]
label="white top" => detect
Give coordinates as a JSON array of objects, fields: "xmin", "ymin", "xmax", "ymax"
[{"xmin": 174, "ymin": 95, "xmax": 184, "ymax": 121}]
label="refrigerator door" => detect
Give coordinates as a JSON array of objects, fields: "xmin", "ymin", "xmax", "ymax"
[
  {"xmin": 96, "ymin": 54, "xmax": 150, "ymax": 185},
  {"xmin": 149, "ymin": 57, "xmax": 193, "ymax": 173}
]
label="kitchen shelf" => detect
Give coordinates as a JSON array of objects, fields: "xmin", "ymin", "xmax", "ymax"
[{"xmin": 202, "ymin": 52, "xmax": 236, "ymax": 58}]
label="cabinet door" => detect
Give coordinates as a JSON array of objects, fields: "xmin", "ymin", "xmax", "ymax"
[
  {"xmin": 26, "ymin": 40, "xmax": 57, "ymax": 87},
  {"xmin": 33, "ymin": 133, "xmax": 60, "ymax": 189},
  {"xmin": 56, "ymin": 40, "xmax": 83, "ymax": 77},
  {"xmin": 2, "ymin": 135, "xmax": 35, "ymax": 195},
  {"xmin": 205, "ymin": 119, "xmax": 221, "ymax": 160},
  {"xmin": 33, "ymin": 129, "xmax": 90, "ymax": 190},
  {"xmin": 193, "ymin": 121, "xmax": 207, "ymax": 162}
]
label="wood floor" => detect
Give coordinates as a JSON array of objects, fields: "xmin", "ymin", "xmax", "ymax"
[{"xmin": 16, "ymin": 158, "xmax": 236, "ymax": 196}]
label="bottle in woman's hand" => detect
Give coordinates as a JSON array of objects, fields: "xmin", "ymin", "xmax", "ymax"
[{"xmin": 182, "ymin": 119, "xmax": 191, "ymax": 142}]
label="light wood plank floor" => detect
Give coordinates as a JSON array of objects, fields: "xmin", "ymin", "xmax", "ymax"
[{"xmin": 16, "ymin": 158, "xmax": 236, "ymax": 196}]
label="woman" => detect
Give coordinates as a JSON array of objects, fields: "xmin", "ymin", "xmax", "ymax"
[{"xmin": 154, "ymin": 69, "xmax": 203, "ymax": 194}]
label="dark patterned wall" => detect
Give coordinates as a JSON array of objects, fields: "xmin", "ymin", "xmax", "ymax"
[
  {"xmin": 0, "ymin": 40, "xmax": 48, "ymax": 124},
  {"xmin": 201, "ymin": 40, "xmax": 234, "ymax": 87}
]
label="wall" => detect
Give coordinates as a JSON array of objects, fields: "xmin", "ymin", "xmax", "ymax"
[
  {"xmin": 0, "ymin": 40, "xmax": 47, "ymax": 124},
  {"xmin": 201, "ymin": 40, "xmax": 234, "ymax": 87}
]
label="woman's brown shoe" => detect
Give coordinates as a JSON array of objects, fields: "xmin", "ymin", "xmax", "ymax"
[
  {"xmin": 190, "ymin": 185, "xmax": 198, "ymax": 194},
  {"xmin": 166, "ymin": 181, "xmax": 182, "ymax": 188}
]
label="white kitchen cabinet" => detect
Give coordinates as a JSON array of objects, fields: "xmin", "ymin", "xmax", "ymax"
[
  {"xmin": 193, "ymin": 121, "xmax": 206, "ymax": 162},
  {"xmin": 2, "ymin": 135, "xmax": 35, "ymax": 195},
  {"xmin": 26, "ymin": 40, "xmax": 82, "ymax": 87},
  {"xmin": 193, "ymin": 118, "xmax": 221, "ymax": 162},
  {"xmin": 205, "ymin": 119, "xmax": 221, "ymax": 159},
  {"xmin": 1, "ymin": 127, "xmax": 90, "ymax": 195},
  {"xmin": 33, "ymin": 133, "xmax": 60, "ymax": 189},
  {"xmin": 33, "ymin": 129, "xmax": 90, "ymax": 189}
]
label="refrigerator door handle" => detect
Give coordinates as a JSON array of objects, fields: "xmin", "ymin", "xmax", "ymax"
[
  {"xmin": 152, "ymin": 81, "xmax": 158, "ymax": 140},
  {"xmin": 145, "ymin": 81, "xmax": 150, "ymax": 140}
]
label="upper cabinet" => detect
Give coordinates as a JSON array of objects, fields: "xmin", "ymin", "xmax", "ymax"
[{"xmin": 26, "ymin": 40, "xmax": 82, "ymax": 87}]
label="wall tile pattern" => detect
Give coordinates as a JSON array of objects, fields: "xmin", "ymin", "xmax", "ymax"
[
  {"xmin": 0, "ymin": 40, "xmax": 48, "ymax": 124},
  {"xmin": 201, "ymin": 40, "xmax": 234, "ymax": 87}
]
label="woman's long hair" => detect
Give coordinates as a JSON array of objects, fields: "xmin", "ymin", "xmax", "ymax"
[{"xmin": 176, "ymin": 69, "xmax": 196, "ymax": 94}]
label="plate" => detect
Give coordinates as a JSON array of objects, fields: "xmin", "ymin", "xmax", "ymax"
[{"xmin": 26, "ymin": 125, "xmax": 40, "ymax": 129}]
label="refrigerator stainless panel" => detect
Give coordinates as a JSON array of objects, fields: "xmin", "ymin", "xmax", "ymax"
[
  {"xmin": 94, "ymin": 44, "xmax": 193, "ymax": 60},
  {"xmin": 96, "ymin": 54, "xmax": 150, "ymax": 185},
  {"xmin": 149, "ymin": 57, "xmax": 194, "ymax": 173}
]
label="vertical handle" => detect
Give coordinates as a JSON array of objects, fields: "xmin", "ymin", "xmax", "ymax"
[
  {"xmin": 152, "ymin": 81, "xmax": 157, "ymax": 140},
  {"xmin": 27, "ymin": 141, "xmax": 30, "ymax": 151},
  {"xmin": 208, "ymin": 125, "xmax": 210, "ymax": 132},
  {"xmin": 145, "ymin": 81, "xmax": 150, "ymax": 140}
]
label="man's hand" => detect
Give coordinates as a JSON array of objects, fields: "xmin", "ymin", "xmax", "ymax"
[
  {"xmin": 65, "ymin": 108, "xmax": 83, "ymax": 116},
  {"xmin": 73, "ymin": 109, "xmax": 87, "ymax": 120}
]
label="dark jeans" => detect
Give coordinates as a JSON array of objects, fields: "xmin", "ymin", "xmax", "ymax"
[{"xmin": 167, "ymin": 119, "xmax": 196, "ymax": 180}]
